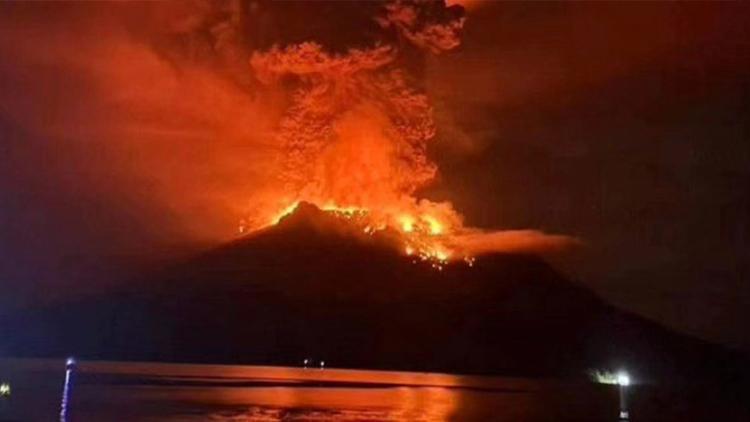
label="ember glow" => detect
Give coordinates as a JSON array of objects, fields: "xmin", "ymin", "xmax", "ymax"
[{"xmin": 265, "ymin": 200, "xmax": 458, "ymax": 265}]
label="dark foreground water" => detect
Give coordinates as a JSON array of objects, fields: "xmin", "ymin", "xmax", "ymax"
[{"xmin": 0, "ymin": 358, "xmax": 745, "ymax": 421}]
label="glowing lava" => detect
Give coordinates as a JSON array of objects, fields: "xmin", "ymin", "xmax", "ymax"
[{"xmin": 263, "ymin": 200, "xmax": 458, "ymax": 266}]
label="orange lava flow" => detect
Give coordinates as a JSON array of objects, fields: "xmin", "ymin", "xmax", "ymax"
[{"xmin": 265, "ymin": 200, "xmax": 459, "ymax": 267}]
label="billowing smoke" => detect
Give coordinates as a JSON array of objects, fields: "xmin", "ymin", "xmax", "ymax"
[
  {"xmin": 224, "ymin": 1, "xmax": 467, "ymax": 230},
  {"xmin": 0, "ymin": 0, "xmax": 577, "ymax": 266},
  {"xmin": 243, "ymin": 0, "xmax": 575, "ymax": 258}
]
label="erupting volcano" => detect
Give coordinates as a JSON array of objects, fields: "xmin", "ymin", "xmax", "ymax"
[
  {"xmin": 229, "ymin": 0, "xmax": 575, "ymax": 264},
  {"xmin": 3, "ymin": 5, "xmax": 750, "ymax": 414}
]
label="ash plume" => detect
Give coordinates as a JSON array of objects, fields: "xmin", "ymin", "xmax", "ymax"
[
  {"xmin": 0, "ymin": 0, "xmax": 577, "ymax": 262},
  {"xmin": 245, "ymin": 1, "xmax": 466, "ymax": 225},
  {"xmin": 245, "ymin": 0, "xmax": 576, "ymax": 257}
]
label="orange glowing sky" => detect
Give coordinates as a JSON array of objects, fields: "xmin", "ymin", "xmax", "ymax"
[{"xmin": 1, "ymin": 0, "xmax": 749, "ymax": 349}]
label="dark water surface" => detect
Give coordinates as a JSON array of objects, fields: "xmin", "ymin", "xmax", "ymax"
[{"xmin": 0, "ymin": 358, "xmax": 741, "ymax": 421}]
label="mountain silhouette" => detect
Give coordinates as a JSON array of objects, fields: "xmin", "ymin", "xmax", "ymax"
[{"xmin": 2, "ymin": 203, "xmax": 748, "ymax": 385}]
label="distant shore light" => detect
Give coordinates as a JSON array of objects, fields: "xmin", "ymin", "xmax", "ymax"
[{"xmin": 617, "ymin": 371, "xmax": 630, "ymax": 386}]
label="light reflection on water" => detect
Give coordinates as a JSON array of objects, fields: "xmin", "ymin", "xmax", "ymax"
[
  {"xmin": 74, "ymin": 385, "xmax": 468, "ymax": 421},
  {"xmin": 0, "ymin": 359, "xmax": 616, "ymax": 421},
  {"xmin": 194, "ymin": 396, "xmax": 451, "ymax": 421},
  {"xmin": 140, "ymin": 386, "xmax": 457, "ymax": 421},
  {"xmin": 202, "ymin": 406, "xmax": 445, "ymax": 422}
]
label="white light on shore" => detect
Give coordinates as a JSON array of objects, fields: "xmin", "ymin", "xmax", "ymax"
[
  {"xmin": 589, "ymin": 369, "xmax": 634, "ymax": 386},
  {"xmin": 617, "ymin": 372, "xmax": 630, "ymax": 386}
]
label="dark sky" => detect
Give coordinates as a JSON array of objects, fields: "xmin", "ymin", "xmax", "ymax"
[
  {"xmin": 427, "ymin": 1, "xmax": 750, "ymax": 350},
  {"xmin": 1, "ymin": 1, "xmax": 749, "ymax": 350}
]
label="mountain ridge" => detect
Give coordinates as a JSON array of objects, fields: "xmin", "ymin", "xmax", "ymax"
[{"xmin": 2, "ymin": 203, "xmax": 747, "ymax": 386}]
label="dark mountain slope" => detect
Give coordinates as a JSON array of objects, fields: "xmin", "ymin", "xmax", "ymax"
[{"xmin": 2, "ymin": 203, "xmax": 747, "ymax": 385}]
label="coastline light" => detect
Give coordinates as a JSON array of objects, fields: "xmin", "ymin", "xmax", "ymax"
[
  {"xmin": 60, "ymin": 357, "xmax": 76, "ymax": 422},
  {"xmin": 617, "ymin": 371, "xmax": 630, "ymax": 420},
  {"xmin": 617, "ymin": 371, "xmax": 630, "ymax": 386}
]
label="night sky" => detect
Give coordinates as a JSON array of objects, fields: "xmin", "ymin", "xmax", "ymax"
[{"xmin": 1, "ymin": 1, "xmax": 749, "ymax": 351}]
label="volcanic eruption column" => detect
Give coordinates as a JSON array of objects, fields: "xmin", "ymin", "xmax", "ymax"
[{"xmin": 216, "ymin": 0, "xmax": 574, "ymax": 261}]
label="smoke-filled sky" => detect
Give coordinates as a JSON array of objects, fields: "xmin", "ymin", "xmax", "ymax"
[{"xmin": 1, "ymin": 1, "xmax": 749, "ymax": 350}]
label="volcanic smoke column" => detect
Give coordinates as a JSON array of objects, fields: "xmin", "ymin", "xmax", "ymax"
[
  {"xmin": 250, "ymin": 1, "xmax": 466, "ymax": 232},
  {"xmin": 244, "ymin": 1, "xmax": 577, "ymax": 260}
]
